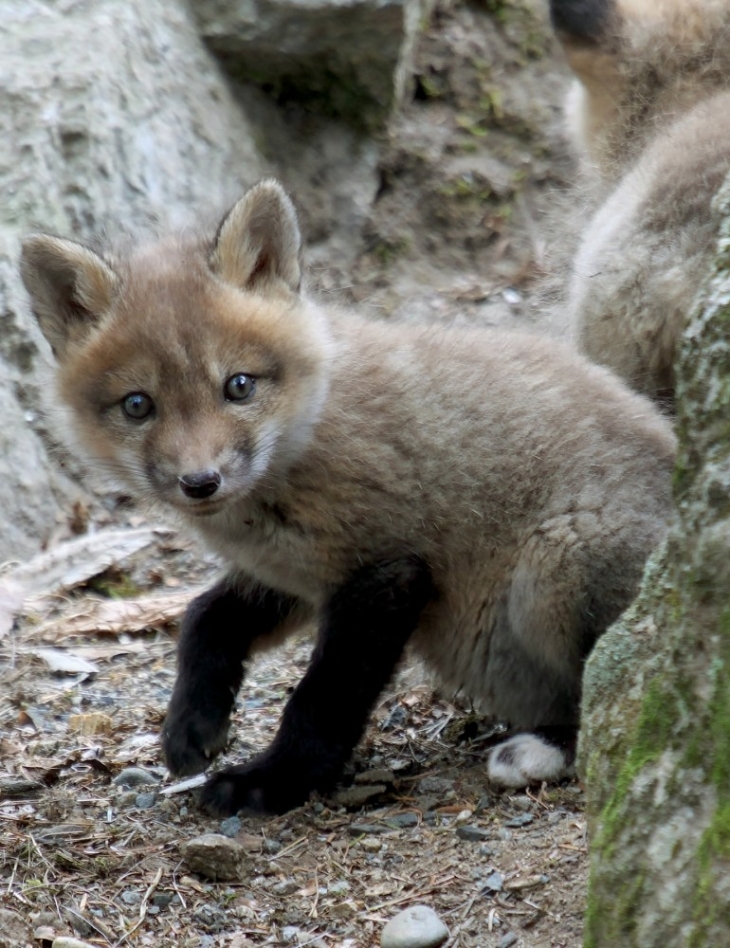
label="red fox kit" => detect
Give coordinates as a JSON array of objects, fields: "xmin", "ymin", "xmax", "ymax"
[
  {"xmin": 550, "ymin": 0, "xmax": 730, "ymax": 408},
  {"xmin": 20, "ymin": 180, "xmax": 675, "ymax": 815}
]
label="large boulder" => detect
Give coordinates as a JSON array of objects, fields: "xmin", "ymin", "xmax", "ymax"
[
  {"xmin": 192, "ymin": 0, "xmax": 435, "ymax": 128},
  {"xmin": 0, "ymin": 0, "xmax": 266, "ymax": 560},
  {"xmin": 580, "ymin": 177, "xmax": 730, "ymax": 947}
]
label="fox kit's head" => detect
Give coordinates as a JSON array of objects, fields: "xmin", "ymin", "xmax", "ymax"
[
  {"xmin": 549, "ymin": 0, "xmax": 730, "ymax": 176},
  {"xmin": 20, "ymin": 180, "xmax": 332, "ymax": 521}
]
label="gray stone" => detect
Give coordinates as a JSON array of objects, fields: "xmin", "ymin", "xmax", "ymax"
[
  {"xmin": 112, "ymin": 767, "xmax": 158, "ymax": 789},
  {"xmin": 134, "ymin": 792, "xmax": 157, "ymax": 809},
  {"xmin": 219, "ymin": 816, "xmax": 242, "ymax": 838},
  {"xmin": 0, "ymin": 0, "xmax": 265, "ymax": 561},
  {"xmin": 381, "ymin": 905, "xmax": 449, "ymax": 948},
  {"xmin": 0, "ymin": 910, "xmax": 32, "ymax": 948},
  {"xmin": 481, "ymin": 871, "xmax": 504, "ymax": 894},
  {"xmin": 180, "ymin": 834, "xmax": 250, "ymax": 882},
  {"xmin": 497, "ymin": 935, "xmax": 518, "ymax": 948},
  {"xmin": 193, "ymin": 0, "xmax": 435, "ymax": 128},
  {"xmin": 455, "ymin": 825, "xmax": 491, "ymax": 842}
]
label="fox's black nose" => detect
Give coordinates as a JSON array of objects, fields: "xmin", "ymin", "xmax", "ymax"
[{"xmin": 179, "ymin": 470, "xmax": 221, "ymax": 499}]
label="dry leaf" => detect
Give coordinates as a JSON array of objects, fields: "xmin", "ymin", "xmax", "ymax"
[
  {"xmin": 30, "ymin": 648, "xmax": 99, "ymax": 675},
  {"xmin": 68, "ymin": 713, "xmax": 114, "ymax": 736},
  {"xmin": 30, "ymin": 590, "xmax": 194, "ymax": 642}
]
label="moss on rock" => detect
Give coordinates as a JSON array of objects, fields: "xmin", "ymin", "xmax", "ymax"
[{"xmin": 581, "ymin": 174, "xmax": 730, "ymax": 947}]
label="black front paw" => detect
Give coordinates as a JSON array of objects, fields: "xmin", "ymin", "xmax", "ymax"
[
  {"xmin": 200, "ymin": 756, "xmax": 315, "ymax": 816},
  {"xmin": 162, "ymin": 703, "xmax": 231, "ymax": 777}
]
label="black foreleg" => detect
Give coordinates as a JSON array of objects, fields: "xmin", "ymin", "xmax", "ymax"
[
  {"xmin": 201, "ymin": 554, "xmax": 434, "ymax": 816},
  {"xmin": 163, "ymin": 576, "xmax": 301, "ymax": 777}
]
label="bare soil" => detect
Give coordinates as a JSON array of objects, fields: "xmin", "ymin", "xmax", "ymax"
[{"xmin": 1, "ymin": 2, "xmax": 588, "ymax": 946}]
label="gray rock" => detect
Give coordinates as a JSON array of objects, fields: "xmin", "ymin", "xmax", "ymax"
[
  {"xmin": 219, "ymin": 816, "xmax": 242, "ymax": 838},
  {"xmin": 456, "ymin": 825, "xmax": 491, "ymax": 842},
  {"xmin": 0, "ymin": 0, "xmax": 265, "ymax": 561},
  {"xmin": 193, "ymin": 0, "xmax": 435, "ymax": 128},
  {"xmin": 504, "ymin": 813, "xmax": 534, "ymax": 828},
  {"xmin": 0, "ymin": 909, "xmax": 32, "ymax": 948},
  {"xmin": 120, "ymin": 890, "xmax": 141, "ymax": 906},
  {"xmin": 481, "ymin": 871, "xmax": 504, "ymax": 894},
  {"xmin": 381, "ymin": 905, "xmax": 449, "ymax": 948},
  {"xmin": 134, "ymin": 792, "xmax": 157, "ymax": 809},
  {"xmin": 271, "ymin": 879, "xmax": 298, "ymax": 896},
  {"xmin": 385, "ymin": 812, "xmax": 419, "ymax": 829},
  {"xmin": 349, "ymin": 822, "xmax": 393, "ymax": 836},
  {"xmin": 497, "ymin": 935, "xmax": 518, "ymax": 948},
  {"xmin": 180, "ymin": 834, "xmax": 250, "ymax": 882},
  {"xmin": 112, "ymin": 767, "xmax": 158, "ymax": 789}
]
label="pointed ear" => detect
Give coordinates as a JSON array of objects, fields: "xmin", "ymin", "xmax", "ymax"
[
  {"xmin": 20, "ymin": 235, "xmax": 119, "ymax": 358},
  {"xmin": 211, "ymin": 179, "xmax": 302, "ymax": 294}
]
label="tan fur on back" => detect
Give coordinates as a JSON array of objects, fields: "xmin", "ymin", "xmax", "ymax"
[
  {"xmin": 23, "ymin": 209, "xmax": 676, "ymax": 731},
  {"xmin": 556, "ymin": 0, "xmax": 730, "ymax": 406}
]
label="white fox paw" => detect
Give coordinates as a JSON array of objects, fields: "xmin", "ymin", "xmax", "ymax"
[{"xmin": 487, "ymin": 733, "xmax": 574, "ymax": 788}]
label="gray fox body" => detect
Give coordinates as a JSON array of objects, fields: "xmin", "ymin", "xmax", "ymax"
[
  {"xmin": 21, "ymin": 180, "xmax": 675, "ymax": 814},
  {"xmin": 551, "ymin": 0, "xmax": 730, "ymax": 408}
]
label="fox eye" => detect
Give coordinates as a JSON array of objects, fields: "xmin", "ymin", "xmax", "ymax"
[
  {"xmin": 224, "ymin": 373, "xmax": 256, "ymax": 402},
  {"xmin": 122, "ymin": 392, "xmax": 154, "ymax": 420}
]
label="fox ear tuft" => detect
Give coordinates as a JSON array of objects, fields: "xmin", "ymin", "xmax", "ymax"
[
  {"xmin": 549, "ymin": 0, "xmax": 612, "ymax": 44},
  {"xmin": 212, "ymin": 179, "xmax": 302, "ymax": 294},
  {"xmin": 20, "ymin": 235, "xmax": 119, "ymax": 358}
]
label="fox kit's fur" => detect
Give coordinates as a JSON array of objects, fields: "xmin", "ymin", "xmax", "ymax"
[
  {"xmin": 20, "ymin": 180, "xmax": 676, "ymax": 815},
  {"xmin": 550, "ymin": 0, "xmax": 730, "ymax": 408}
]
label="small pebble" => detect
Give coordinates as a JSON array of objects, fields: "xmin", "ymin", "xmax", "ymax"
[
  {"xmin": 498, "ymin": 934, "xmax": 518, "ymax": 948},
  {"xmin": 481, "ymin": 871, "xmax": 504, "ymax": 893},
  {"xmin": 121, "ymin": 890, "xmax": 141, "ymax": 906},
  {"xmin": 505, "ymin": 813, "xmax": 534, "ymax": 828},
  {"xmin": 135, "ymin": 792, "xmax": 157, "ymax": 809},
  {"xmin": 381, "ymin": 905, "xmax": 449, "ymax": 948},
  {"xmin": 349, "ymin": 823, "xmax": 392, "ymax": 836},
  {"xmin": 219, "ymin": 816, "xmax": 242, "ymax": 838},
  {"xmin": 382, "ymin": 705, "xmax": 408, "ymax": 729},
  {"xmin": 115, "ymin": 790, "xmax": 138, "ymax": 809},
  {"xmin": 510, "ymin": 795, "xmax": 532, "ymax": 811},
  {"xmin": 360, "ymin": 837, "xmax": 382, "ymax": 852},
  {"xmin": 271, "ymin": 879, "xmax": 298, "ymax": 896},
  {"xmin": 112, "ymin": 767, "xmax": 157, "ymax": 789},
  {"xmin": 386, "ymin": 812, "xmax": 419, "ymax": 829},
  {"xmin": 151, "ymin": 893, "xmax": 177, "ymax": 908},
  {"xmin": 328, "ymin": 880, "xmax": 350, "ymax": 895},
  {"xmin": 456, "ymin": 825, "xmax": 491, "ymax": 842}
]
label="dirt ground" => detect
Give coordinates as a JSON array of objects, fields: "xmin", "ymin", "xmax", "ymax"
[{"xmin": 0, "ymin": 2, "xmax": 589, "ymax": 946}]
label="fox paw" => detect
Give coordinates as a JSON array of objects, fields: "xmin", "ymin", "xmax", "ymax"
[
  {"xmin": 201, "ymin": 759, "xmax": 310, "ymax": 816},
  {"xmin": 487, "ymin": 733, "xmax": 574, "ymax": 788},
  {"xmin": 162, "ymin": 707, "xmax": 231, "ymax": 777}
]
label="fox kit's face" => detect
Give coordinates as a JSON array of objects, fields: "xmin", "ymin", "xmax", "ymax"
[{"xmin": 20, "ymin": 181, "xmax": 331, "ymax": 519}]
